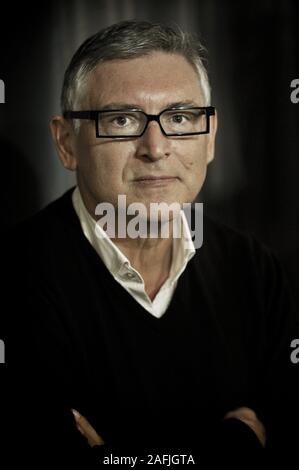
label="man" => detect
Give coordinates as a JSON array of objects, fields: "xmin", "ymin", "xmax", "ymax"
[{"xmin": 6, "ymin": 20, "xmax": 298, "ymax": 466}]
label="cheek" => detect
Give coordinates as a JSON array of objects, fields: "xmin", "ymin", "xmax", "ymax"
[
  {"xmin": 89, "ymin": 141, "xmax": 136, "ymax": 188},
  {"xmin": 92, "ymin": 156, "xmax": 124, "ymax": 195},
  {"xmin": 78, "ymin": 141, "xmax": 120, "ymax": 181},
  {"xmin": 76, "ymin": 144, "xmax": 125, "ymax": 203},
  {"xmin": 179, "ymin": 141, "xmax": 208, "ymax": 195},
  {"xmin": 180, "ymin": 140, "xmax": 208, "ymax": 174}
]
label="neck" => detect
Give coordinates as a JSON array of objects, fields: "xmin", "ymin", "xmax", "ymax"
[
  {"xmin": 78, "ymin": 186, "xmax": 178, "ymax": 300},
  {"xmin": 112, "ymin": 233, "xmax": 174, "ymax": 301}
]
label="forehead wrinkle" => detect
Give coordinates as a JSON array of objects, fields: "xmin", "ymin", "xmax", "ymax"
[
  {"xmin": 86, "ymin": 54, "xmax": 204, "ymax": 110},
  {"xmin": 89, "ymin": 89, "xmax": 203, "ymax": 112}
]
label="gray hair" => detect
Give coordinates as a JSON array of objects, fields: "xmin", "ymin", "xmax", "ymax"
[{"xmin": 61, "ymin": 20, "xmax": 211, "ymax": 115}]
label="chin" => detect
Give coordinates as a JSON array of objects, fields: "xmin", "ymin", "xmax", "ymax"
[{"xmin": 142, "ymin": 200, "xmax": 183, "ymax": 227}]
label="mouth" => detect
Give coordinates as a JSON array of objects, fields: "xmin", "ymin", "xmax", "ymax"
[{"xmin": 133, "ymin": 176, "xmax": 179, "ymax": 186}]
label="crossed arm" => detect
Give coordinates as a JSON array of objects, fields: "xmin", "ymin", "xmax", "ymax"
[{"xmin": 71, "ymin": 406, "xmax": 266, "ymax": 449}]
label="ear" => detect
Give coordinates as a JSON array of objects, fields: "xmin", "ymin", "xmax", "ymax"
[
  {"xmin": 206, "ymin": 110, "xmax": 218, "ymax": 164},
  {"xmin": 50, "ymin": 116, "xmax": 77, "ymax": 171}
]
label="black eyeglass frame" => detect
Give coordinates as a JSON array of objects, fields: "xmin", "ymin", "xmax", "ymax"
[{"xmin": 63, "ymin": 106, "xmax": 216, "ymax": 138}]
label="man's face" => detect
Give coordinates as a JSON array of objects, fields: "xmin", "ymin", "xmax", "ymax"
[{"xmin": 68, "ymin": 52, "xmax": 217, "ymax": 215}]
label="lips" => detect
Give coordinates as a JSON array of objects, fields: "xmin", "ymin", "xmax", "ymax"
[
  {"xmin": 134, "ymin": 175, "xmax": 178, "ymax": 181},
  {"xmin": 132, "ymin": 176, "xmax": 179, "ymax": 187}
]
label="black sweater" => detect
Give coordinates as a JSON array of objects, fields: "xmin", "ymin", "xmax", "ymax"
[{"xmin": 3, "ymin": 189, "xmax": 298, "ymax": 467}]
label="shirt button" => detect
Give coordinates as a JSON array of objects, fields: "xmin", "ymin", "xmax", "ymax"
[{"xmin": 126, "ymin": 272, "xmax": 135, "ymax": 279}]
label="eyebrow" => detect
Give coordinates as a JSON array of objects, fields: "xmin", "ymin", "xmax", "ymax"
[
  {"xmin": 164, "ymin": 101, "xmax": 200, "ymax": 109},
  {"xmin": 99, "ymin": 100, "xmax": 200, "ymax": 111}
]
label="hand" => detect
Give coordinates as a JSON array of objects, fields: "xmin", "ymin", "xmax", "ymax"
[
  {"xmin": 71, "ymin": 409, "xmax": 105, "ymax": 447},
  {"xmin": 224, "ymin": 407, "xmax": 266, "ymax": 447}
]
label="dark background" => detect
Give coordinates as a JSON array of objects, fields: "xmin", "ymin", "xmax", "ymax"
[{"xmin": 0, "ymin": 0, "xmax": 298, "ymax": 306}]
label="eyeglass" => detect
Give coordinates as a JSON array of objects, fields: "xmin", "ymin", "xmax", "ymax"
[{"xmin": 63, "ymin": 106, "xmax": 215, "ymax": 138}]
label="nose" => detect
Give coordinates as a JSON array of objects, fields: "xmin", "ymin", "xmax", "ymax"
[{"xmin": 135, "ymin": 120, "xmax": 171, "ymax": 162}]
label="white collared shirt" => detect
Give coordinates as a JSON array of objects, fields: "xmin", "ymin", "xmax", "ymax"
[{"xmin": 72, "ymin": 187, "xmax": 195, "ymax": 318}]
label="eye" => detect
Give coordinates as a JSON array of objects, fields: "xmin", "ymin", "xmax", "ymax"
[
  {"xmin": 171, "ymin": 114, "xmax": 190, "ymax": 123},
  {"xmin": 112, "ymin": 115, "xmax": 129, "ymax": 126}
]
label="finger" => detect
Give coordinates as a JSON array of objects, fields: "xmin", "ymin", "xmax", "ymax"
[
  {"xmin": 224, "ymin": 407, "xmax": 266, "ymax": 447},
  {"xmin": 71, "ymin": 409, "xmax": 105, "ymax": 447}
]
